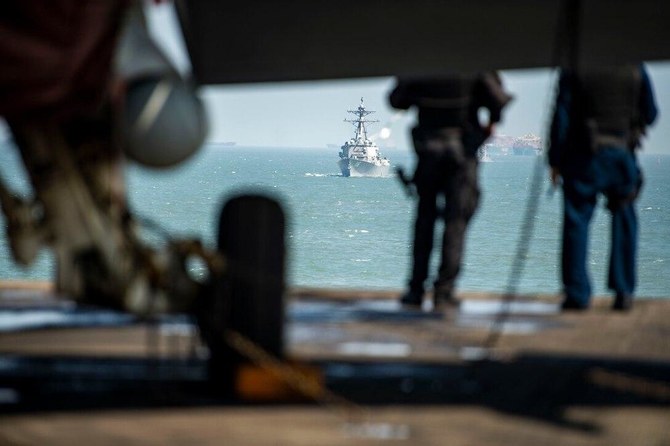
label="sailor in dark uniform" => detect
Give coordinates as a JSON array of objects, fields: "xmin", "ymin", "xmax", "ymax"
[
  {"xmin": 390, "ymin": 73, "xmax": 512, "ymax": 309},
  {"xmin": 548, "ymin": 64, "xmax": 658, "ymax": 311}
]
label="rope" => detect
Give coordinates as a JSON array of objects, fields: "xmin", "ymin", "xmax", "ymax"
[
  {"xmin": 480, "ymin": 0, "xmax": 578, "ymax": 350},
  {"xmin": 224, "ymin": 330, "xmax": 412, "ymax": 439},
  {"xmin": 225, "ymin": 329, "xmax": 365, "ymax": 422},
  {"xmin": 588, "ymin": 368, "xmax": 670, "ymax": 402},
  {"xmin": 482, "ymin": 154, "xmax": 548, "ymax": 349}
]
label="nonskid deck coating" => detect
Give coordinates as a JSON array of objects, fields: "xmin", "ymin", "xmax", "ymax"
[
  {"xmin": 1, "ymin": 285, "xmax": 669, "ymax": 445},
  {"xmin": 0, "ymin": 288, "xmax": 567, "ymax": 362}
]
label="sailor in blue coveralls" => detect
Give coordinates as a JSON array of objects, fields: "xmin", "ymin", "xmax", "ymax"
[{"xmin": 548, "ymin": 65, "xmax": 658, "ymax": 311}]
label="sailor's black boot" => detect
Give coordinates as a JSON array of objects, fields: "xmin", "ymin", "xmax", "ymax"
[
  {"xmin": 613, "ymin": 293, "xmax": 633, "ymax": 311},
  {"xmin": 433, "ymin": 289, "xmax": 459, "ymax": 311},
  {"xmin": 400, "ymin": 289, "xmax": 424, "ymax": 308}
]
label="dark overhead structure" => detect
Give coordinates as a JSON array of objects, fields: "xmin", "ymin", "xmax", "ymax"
[{"xmin": 176, "ymin": 0, "xmax": 670, "ymax": 85}]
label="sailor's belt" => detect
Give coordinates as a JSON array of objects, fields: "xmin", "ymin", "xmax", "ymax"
[
  {"xmin": 594, "ymin": 134, "xmax": 629, "ymax": 149},
  {"xmin": 418, "ymin": 127, "xmax": 462, "ymax": 140},
  {"xmin": 429, "ymin": 128, "xmax": 462, "ymax": 146},
  {"xmin": 413, "ymin": 127, "xmax": 463, "ymax": 153}
]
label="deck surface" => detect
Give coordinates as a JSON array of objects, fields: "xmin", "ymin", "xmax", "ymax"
[{"xmin": 0, "ymin": 284, "xmax": 669, "ymax": 445}]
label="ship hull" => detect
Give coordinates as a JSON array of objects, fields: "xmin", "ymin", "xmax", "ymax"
[
  {"xmin": 338, "ymin": 158, "xmax": 390, "ymax": 177},
  {"xmin": 512, "ymin": 147, "xmax": 540, "ymax": 156}
]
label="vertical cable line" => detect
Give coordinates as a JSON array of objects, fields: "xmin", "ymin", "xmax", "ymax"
[{"xmin": 482, "ymin": 0, "xmax": 581, "ymax": 350}]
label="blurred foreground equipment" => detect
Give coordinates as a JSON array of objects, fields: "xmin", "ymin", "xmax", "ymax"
[
  {"xmin": 0, "ymin": 1, "xmax": 287, "ymax": 393},
  {"xmin": 0, "ymin": 1, "xmax": 208, "ymax": 314}
]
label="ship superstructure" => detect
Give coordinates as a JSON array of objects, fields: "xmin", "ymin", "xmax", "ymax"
[
  {"xmin": 512, "ymin": 133, "xmax": 543, "ymax": 156},
  {"xmin": 338, "ymin": 98, "xmax": 390, "ymax": 177}
]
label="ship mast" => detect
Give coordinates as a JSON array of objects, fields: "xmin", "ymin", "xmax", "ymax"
[{"xmin": 344, "ymin": 97, "xmax": 378, "ymax": 142}]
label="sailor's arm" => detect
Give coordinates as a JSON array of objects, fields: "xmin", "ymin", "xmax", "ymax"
[
  {"xmin": 389, "ymin": 78, "xmax": 415, "ymax": 110},
  {"xmin": 548, "ymin": 71, "xmax": 573, "ymax": 172},
  {"xmin": 477, "ymin": 72, "xmax": 513, "ymax": 124},
  {"xmin": 640, "ymin": 65, "xmax": 659, "ymax": 127}
]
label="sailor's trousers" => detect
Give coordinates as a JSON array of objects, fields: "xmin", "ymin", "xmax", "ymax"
[
  {"xmin": 560, "ymin": 146, "xmax": 641, "ymax": 307},
  {"xmin": 409, "ymin": 128, "xmax": 480, "ymax": 296}
]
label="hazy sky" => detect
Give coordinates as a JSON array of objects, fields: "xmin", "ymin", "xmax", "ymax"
[
  {"xmin": 195, "ymin": 64, "xmax": 670, "ymax": 153},
  {"xmin": 145, "ymin": 4, "xmax": 669, "ymax": 154},
  {"xmin": 9, "ymin": 3, "xmax": 668, "ymax": 154},
  {"xmin": 199, "ymin": 70, "xmax": 559, "ymax": 151}
]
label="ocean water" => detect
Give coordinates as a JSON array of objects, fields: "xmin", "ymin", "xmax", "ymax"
[{"xmin": 0, "ymin": 143, "xmax": 669, "ymax": 298}]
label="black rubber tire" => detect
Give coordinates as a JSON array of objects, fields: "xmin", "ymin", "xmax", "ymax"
[{"xmin": 198, "ymin": 194, "xmax": 286, "ymax": 396}]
